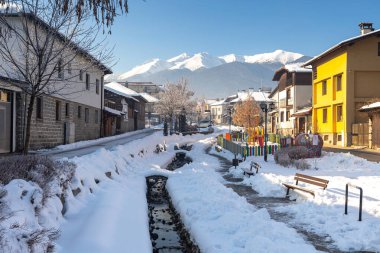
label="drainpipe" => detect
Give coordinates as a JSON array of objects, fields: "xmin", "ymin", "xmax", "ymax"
[{"xmin": 100, "ymin": 75, "xmax": 104, "ymax": 138}]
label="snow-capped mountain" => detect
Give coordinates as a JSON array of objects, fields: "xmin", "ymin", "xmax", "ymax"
[
  {"xmin": 108, "ymin": 50, "xmax": 311, "ymax": 97},
  {"xmin": 170, "ymin": 52, "xmax": 225, "ymax": 71}
]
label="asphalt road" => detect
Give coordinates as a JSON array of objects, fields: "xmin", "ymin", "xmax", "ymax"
[
  {"xmin": 37, "ymin": 129, "xmax": 158, "ymax": 159},
  {"xmin": 323, "ymin": 147, "xmax": 380, "ymax": 163}
]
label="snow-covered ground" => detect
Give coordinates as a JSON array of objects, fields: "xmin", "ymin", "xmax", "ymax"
[
  {"xmin": 214, "ymin": 147, "xmax": 380, "ymax": 252},
  {"xmin": 2, "ymin": 126, "xmax": 380, "ymax": 252}
]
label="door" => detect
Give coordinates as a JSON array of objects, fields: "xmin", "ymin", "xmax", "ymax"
[
  {"xmin": 0, "ymin": 91, "xmax": 11, "ymax": 153},
  {"xmin": 298, "ymin": 117, "xmax": 305, "ymax": 133},
  {"xmin": 134, "ymin": 112, "xmax": 138, "ymax": 131}
]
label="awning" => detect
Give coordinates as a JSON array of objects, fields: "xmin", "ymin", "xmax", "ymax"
[
  {"xmin": 291, "ymin": 107, "xmax": 312, "ymax": 117},
  {"xmin": 104, "ymin": 106, "xmax": 125, "ymax": 116}
]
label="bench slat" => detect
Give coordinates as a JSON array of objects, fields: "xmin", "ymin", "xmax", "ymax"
[
  {"xmin": 294, "ymin": 177, "xmax": 328, "ymax": 188},
  {"xmin": 283, "ymin": 183, "xmax": 315, "ymax": 195},
  {"xmin": 295, "ymin": 173, "xmax": 329, "ymax": 184}
]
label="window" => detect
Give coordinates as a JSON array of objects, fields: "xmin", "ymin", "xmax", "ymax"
[
  {"xmin": 286, "ymin": 111, "xmax": 290, "ymax": 121},
  {"xmin": 95, "ymin": 110, "xmax": 98, "ymax": 124},
  {"xmin": 337, "ymin": 135, "xmax": 342, "ymax": 142},
  {"xmin": 280, "ymin": 111, "xmax": 284, "ymax": 122},
  {"xmin": 79, "ymin": 70, "xmax": 83, "ymax": 81},
  {"xmin": 85, "ymin": 108, "xmax": 89, "ymax": 123},
  {"xmin": 58, "ymin": 59, "xmax": 64, "ymax": 79},
  {"xmin": 65, "ymin": 103, "xmax": 70, "ymax": 117},
  {"xmin": 36, "ymin": 97, "xmax": 43, "ymax": 119},
  {"xmin": 55, "ymin": 101, "xmax": 61, "ymax": 121},
  {"xmin": 78, "ymin": 106, "xmax": 82, "ymax": 118},
  {"xmin": 322, "ymin": 80, "xmax": 327, "ymax": 95},
  {"xmin": 313, "ymin": 67, "xmax": 317, "ymax": 80},
  {"xmin": 337, "ymin": 105, "xmax": 343, "ymax": 122},
  {"xmin": 336, "ymin": 75, "xmax": 342, "ymax": 91},
  {"xmin": 323, "ymin": 108, "xmax": 328, "ymax": 123},
  {"xmin": 86, "ymin": 74, "xmax": 90, "ymax": 90},
  {"xmin": 96, "ymin": 79, "xmax": 99, "ymax": 94},
  {"xmin": 378, "ymin": 42, "xmax": 380, "ymax": 56},
  {"xmin": 67, "ymin": 63, "xmax": 72, "ymax": 74}
]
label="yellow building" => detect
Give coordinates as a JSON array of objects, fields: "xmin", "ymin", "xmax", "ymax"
[{"xmin": 304, "ymin": 23, "xmax": 380, "ymax": 147}]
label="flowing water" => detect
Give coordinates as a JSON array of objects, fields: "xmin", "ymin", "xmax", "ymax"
[{"xmin": 147, "ymin": 149, "xmax": 199, "ymax": 253}]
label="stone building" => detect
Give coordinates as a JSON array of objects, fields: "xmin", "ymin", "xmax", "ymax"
[
  {"xmin": 103, "ymin": 82, "xmax": 147, "ymax": 136},
  {"xmin": 0, "ymin": 14, "xmax": 111, "ymax": 153}
]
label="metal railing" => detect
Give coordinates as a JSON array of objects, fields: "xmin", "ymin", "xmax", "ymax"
[{"xmin": 345, "ymin": 183, "xmax": 363, "ymax": 221}]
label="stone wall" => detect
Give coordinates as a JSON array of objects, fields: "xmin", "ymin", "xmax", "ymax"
[{"xmin": 16, "ymin": 94, "xmax": 101, "ymax": 151}]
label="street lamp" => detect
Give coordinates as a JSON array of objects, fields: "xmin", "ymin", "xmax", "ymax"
[
  {"xmin": 227, "ymin": 106, "xmax": 234, "ymax": 135},
  {"xmin": 260, "ymin": 101, "xmax": 275, "ymax": 162}
]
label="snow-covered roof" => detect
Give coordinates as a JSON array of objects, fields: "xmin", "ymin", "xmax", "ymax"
[
  {"xmin": 104, "ymin": 106, "xmax": 124, "ymax": 116},
  {"xmin": 284, "ymin": 63, "xmax": 312, "ymax": 73},
  {"xmin": 304, "ymin": 29, "xmax": 380, "ymax": 66},
  {"xmin": 105, "ymin": 82, "xmax": 140, "ymax": 102},
  {"xmin": 359, "ymin": 102, "xmax": 380, "ymax": 111},
  {"xmin": 210, "ymin": 100, "xmax": 226, "ymax": 106},
  {"xmin": 139, "ymin": 93, "xmax": 159, "ymax": 103},
  {"xmin": 292, "ymin": 107, "xmax": 312, "ymax": 117},
  {"xmin": 235, "ymin": 90, "xmax": 272, "ymax": 103}
]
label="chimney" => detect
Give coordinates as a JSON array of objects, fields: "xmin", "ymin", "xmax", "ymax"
[{"xmin": 359, "ymin": 22, "xmax": 374, "ymax": 35}]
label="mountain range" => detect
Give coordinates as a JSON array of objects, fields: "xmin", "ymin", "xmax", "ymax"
[{"xmin": 106, "ymin": 50, "xmax": 312, "ymax": 98}]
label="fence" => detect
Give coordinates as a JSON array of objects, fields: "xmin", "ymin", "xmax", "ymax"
[{"xmin": 217, "ymin": 135, "xmax": 280, "ymax": 157}]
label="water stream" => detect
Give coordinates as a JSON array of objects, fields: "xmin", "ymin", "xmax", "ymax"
[{"xmin": 147, "ymin": 148, "xmax": 199, "ymax": 253}]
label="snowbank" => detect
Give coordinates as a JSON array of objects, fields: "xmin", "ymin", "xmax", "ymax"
[
  {"xmin": 216, "ymin": 146, "xmax": 380, "ymax": 252},
  {"xmin": 167, "ymin": 141, "xmax": 317, "ymax": 253}
]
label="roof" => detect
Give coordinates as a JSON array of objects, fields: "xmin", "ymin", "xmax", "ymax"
[
  {"xmin": 104, "ymin": 106, "xmax": 124, "ymax": 116},
  {"xmin": 105, "ymin": 82, "xmax": 140, "ymax": 102},
  {"xmin": 291, "ymin": 107, "xmax": 312, "ymax": 117},
  {"xmin": 236, "ymin": 90, "xmax": 272, "ymax": 103},
  {"xmin": 210, "ymin": 99, "xmax": 227, "ymax": 106},
  {"xmin": 0, "ymin": 12, "xmax": 112, "ymax": 74},
  {"xmin": 359, "ymin": 102, "xmax": 380, "ymax": 112},
  {"xmin": 272, "ymin": 64, "xmax": 311, "ymax": 81},
  {"xmin": 303, "ymin": 29, "xmax": 380, "ymax": 67},
  {"xmin": 139, "ymin": 92, "xmax": 159, "ymax": 103}
]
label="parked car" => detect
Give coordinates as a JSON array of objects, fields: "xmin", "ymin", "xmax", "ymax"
[{"xmin": 198, "ymin": 120, "xmax": 211, "ymax": 128}]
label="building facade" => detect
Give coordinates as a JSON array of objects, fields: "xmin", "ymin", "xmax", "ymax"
[
  {"xmin": 0, "ymin": 14, "xmax": 111, "ymax": 153},
  {"xmin": 304, "ymin": 23, "xmax": 380, "ymax": 147},
  {"xmin": 270, "ymin": 66, "xmax": 312, "ymax": 136}
]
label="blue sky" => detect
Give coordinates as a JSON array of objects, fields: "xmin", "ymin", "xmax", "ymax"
[{"xmin": 108, "ymin": 0, "xmax": 380, "ymax": 73}]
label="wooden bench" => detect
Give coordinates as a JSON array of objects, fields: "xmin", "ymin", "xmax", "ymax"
[
  {"xmin": 283, "ymin": 173, "xmax": 329, "ymax": 197},
  {"xmin": 241, "ymin": 161, "xmax": 261, "ymax": 177}
]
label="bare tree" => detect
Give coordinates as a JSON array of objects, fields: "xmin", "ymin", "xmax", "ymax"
[
  {"xmin": 155, "ymin": 78, "xmax": 196, "ymax": 131},
  {"xmin": 0, "ymin": 0, "xmax": 113, "ymax": 153},
  {"xmin": 232, "ymin": 96, "xmax": 261, "ymax": 129},
  {"xmin": 0, "ymin": 0, "xmax": 128, "ymax": 30}
]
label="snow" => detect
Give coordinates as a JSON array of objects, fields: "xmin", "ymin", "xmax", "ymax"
[
  {"xmin": 169, "ymin": 52, "xmax": 224, "ymax": 71},
  {"xmin": 244, "ymin": 50, "xmax": 303, "ymax": 65},
  {"xmin": 284, "ymin": 63, "xmax": 312, "ymax": 72},
  {"xmin": 104, "ymin": 106, "xmax": 124, "ymax": 116},
  {"xmin": 360, "ymin": 101, "xmax": 380, "ymax": 111},
  {"xmin": 52, "ymin": 128, "xmax": 153, "ymax": 151},
  {"xmin": 104, "ymin": 82, "xmax": 139, "ymax": 101},
  {"xmin": 219, "ymin": 54, "xmax": 245, "ymax": 63},
  {"xmin": 167, "ymin": 53, "xmax": 190, "ymax": 63},
  {"xmin": 166, "ymin": 141, "xmax": 317, "ymax": 253},
  {"xmin": 216, "ymin": 147, "xmax": 380, "ymax": 252},
  {"xmin": 114, "ymin": 50, "xmax": 305, "ymax": 80},
  {"xmin": 139, "ymin": 92, "xmax": 159, "ymax": 103},
  {"xmin": 3, "ymin": 125, "xmax": 380, "ymax": 252},
  {"xmin": 117, "ymin": 59, "xmax": 170, "ymax": 80}
]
